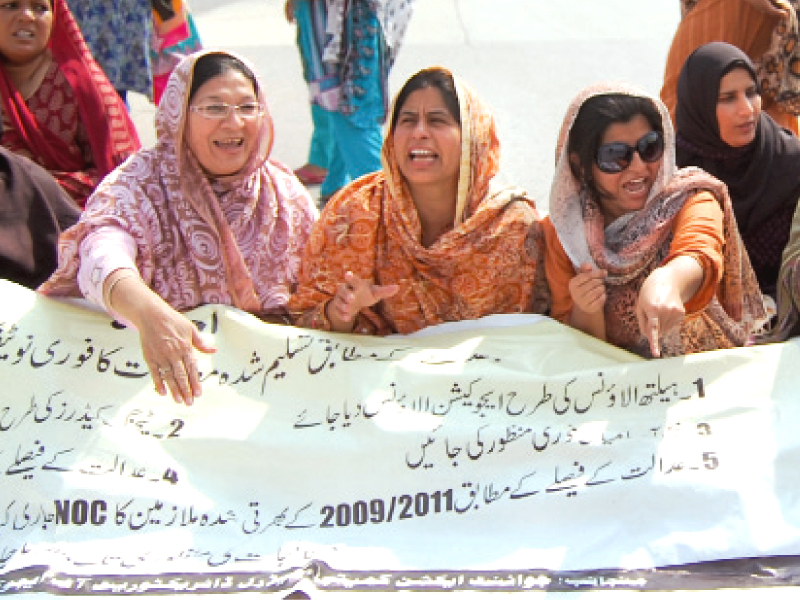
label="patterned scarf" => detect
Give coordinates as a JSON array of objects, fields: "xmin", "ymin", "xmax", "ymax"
[
  {"xmin": 40, "ymin": 50, "xmax": 318, "ymax": 316},
  {"xmin": 550, "ymin": 83, "xmax": 765, "ymax": 356},
  {"xmin": 289, "ymin": 68, "xmax": 549, "ymax": 334}
]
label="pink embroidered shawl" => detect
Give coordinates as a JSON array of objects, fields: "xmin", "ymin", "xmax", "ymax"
[{"xmin": 40, "ymin": 50, "xmax": 318, "ymax": 316}]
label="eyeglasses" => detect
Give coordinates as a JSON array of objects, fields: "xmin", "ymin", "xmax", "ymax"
[
  {"xmin": 595, "ymin": 131, "xmax": 664, "ymax": 174},
  {"xmin": 189, "ymin": 102, "xmax": 265, "ymax": 120}
]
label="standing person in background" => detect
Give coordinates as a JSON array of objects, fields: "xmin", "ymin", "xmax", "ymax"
[
  {"xmin": 284, "ymin": 0, "xmax": 333, "ymax": 187},
  {"xmin": 65, "ymin": 0, "xmax": 152, "ymax": 104},
  {"xmin": 283, "ymin": 0, "xmax": 414, "ymax": 206},
  {"xmin": 0, "ymin": 0, "xmax": 140, "ymax": 207},
  {"xmin": 150, "ymin": 0, "xmax": 203, "ymax": 104},
  {"xmin": 660, "ymin": 0, "xmax": 799, "ymax": 135},
  {"xmin": 68, "ymin": 0, "xmax": 202, "ymax": 106}
]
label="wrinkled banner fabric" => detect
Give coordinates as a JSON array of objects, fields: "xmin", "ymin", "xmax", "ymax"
[{"xmin": 2, "ymin": 279, "xmax": 800, "ymax": 595}]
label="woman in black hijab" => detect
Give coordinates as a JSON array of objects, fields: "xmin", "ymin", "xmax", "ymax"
[{"xmin": 675, "ymin": 41, "xmax": 800, "ymax": 300}]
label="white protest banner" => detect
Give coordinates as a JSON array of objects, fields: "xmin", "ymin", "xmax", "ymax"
[{"xmin": 1, "ymin": 279, "xmax": 800, "ymax": 595}]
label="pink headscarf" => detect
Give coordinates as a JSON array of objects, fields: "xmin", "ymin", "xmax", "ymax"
[{"xmin": 40, "ymin": 50, "xmax": 318, "ymax": 316}]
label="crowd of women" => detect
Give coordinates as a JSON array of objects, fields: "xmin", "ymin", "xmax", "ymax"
[{"xmin": 4, "ymin": 0, "xmax": 800, "ymax": 405}]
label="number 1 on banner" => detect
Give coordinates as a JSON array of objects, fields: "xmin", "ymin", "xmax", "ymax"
[{"xmin": 693, "ymin": 378, "xmax": 705, "ymax": 398}]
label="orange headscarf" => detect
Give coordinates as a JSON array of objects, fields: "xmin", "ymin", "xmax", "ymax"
[{"xmin": 288, "ymin": 67, "xmax": 549, "ymax": 335}]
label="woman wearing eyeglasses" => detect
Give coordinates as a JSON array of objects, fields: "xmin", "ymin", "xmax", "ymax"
[
  {"xmin": 40, "ymin": 50, "xmax": 318, "ymax": 405},
  {"xmin": 543, "ymin": 83, "xmax": 765, "ymax": 358}
]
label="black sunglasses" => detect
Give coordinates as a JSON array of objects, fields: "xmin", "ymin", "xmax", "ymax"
[{"xmin": 595, "ymin": 131, "xmax": 665, "ymax": 174}]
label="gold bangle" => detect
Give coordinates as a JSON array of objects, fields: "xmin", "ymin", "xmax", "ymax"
[{"xmin": 104, "ymin": 271, "xmax": 138, "ymax": 311}]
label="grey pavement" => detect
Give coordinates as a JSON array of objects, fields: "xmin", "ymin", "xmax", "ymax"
[{"xmin": 129, "ymin": 0, "xmax": 681, "ymax": 212}]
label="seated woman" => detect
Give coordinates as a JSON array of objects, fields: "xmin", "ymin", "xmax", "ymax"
[
  {"xmin": 675, "ymin": 41, "xmax": 800, "ymax": 302},
  {"xmin": 287, "ymin": 66, "xmax": 549, "ymax": 335},
  {"xmin": 0, "ymin": 0, "xmax": 140, "ymax": 207},
  {"xmin": 40, "ymin": 50, "xmax": 318, "ymax": 405},
  {"xmin": 0, "ymin": 146, "xmax": 79, "ymax": 288},
  {"xmin": 660, "ymin": 0, "xmax": 798, "ymax": 135},
  {"xmin": 544, "ymin": 83, "xmax": 765, "ymax": 358}
]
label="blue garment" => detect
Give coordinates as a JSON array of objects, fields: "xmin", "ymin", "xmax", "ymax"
[
  {"xmin": 65, "ymin": 0, "xmax": 152, "ymax": 98},
  {"xmin": 295, "ymin": 0, "xmax": 338, "ymax": 98},
  {"xmin": 335, "ymin": 0, "xmax": 388, "ymax": 128},
  {"xmin": 295, "ymin": 0, "xmax": 388, "ymax": 194},
  {"xmin": 308, "ymin": 103, "xmax": 335, "ymax": 169},
  {"xmin": 320, "ymin": 109, "xmax": 383, "ymax": 197}
]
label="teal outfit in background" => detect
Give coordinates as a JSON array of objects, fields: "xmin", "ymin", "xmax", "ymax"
[
  {"xmin": 295, "ymin": 0, "xmax": 336, "ymax": 173},
  {"xmin": 308, "ymin": 104, "xmax": 335, "ymax": 171},
  {"xmin": 294, "ymin": 0, "xmax": 413, "ymax": 200}
]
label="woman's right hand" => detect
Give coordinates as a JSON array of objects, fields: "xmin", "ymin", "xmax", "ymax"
[
  {"xmin": 105, "ymin": 270, "xmax": 216, "ymax": 405},
  {"xmin": 326, "ymin": 271, "xmax": 399, "ymax": 332},
  {"xmin": 567, "ymin": 263, "xmax": 608, "ymax": 341},
  {"xmin": 568, "ymin": 263, "xmax": 607, "ymax": 315},
  {"xmin": 135, "ymin": 302, "xmax": 216, "ymax": 406}
]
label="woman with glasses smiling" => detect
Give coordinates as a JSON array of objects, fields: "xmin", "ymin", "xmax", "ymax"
[
  {"xmin": 543, "ymin": 83, "xmax": 765, "ymax": 358},
  {"xmin": 40, "ymin": 50, "xmax": 318, "ymax": 405}
]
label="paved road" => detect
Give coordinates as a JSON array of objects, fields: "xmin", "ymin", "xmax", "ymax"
[{"xmin": 130, "ymin": 0, "xmax": 681, "ymax": 211}]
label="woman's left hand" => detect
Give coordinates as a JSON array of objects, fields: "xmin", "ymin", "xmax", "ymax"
[{"xmin": 636, "ymin": 267, "xmax": 687, "ymax": 358}]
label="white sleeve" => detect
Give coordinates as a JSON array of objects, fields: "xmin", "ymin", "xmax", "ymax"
[{"xmin": 77, "ymin": 225, "xmax": 138, "ymax": 312}]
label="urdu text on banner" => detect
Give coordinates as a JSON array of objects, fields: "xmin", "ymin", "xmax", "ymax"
[{"xmin": 1, "ymin": 279, "xmax": 799, "ymax": 594}]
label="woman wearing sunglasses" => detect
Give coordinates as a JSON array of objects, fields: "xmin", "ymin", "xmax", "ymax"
[
  {"xmin": 543, "ymin": 83, "xmax": 765, "ymax": 358},
  {"xmin": 40, "ymin": 51, "xmax": 318, "ymax": 405}
]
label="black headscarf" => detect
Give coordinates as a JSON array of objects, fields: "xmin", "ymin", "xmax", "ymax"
[
  {"xmin": 0, "ymin": 147, "xmax": 79, "ymax": 289},
  {"xmin": 676, "ymin": 41, "xmax": 800, "ymax": 294}
]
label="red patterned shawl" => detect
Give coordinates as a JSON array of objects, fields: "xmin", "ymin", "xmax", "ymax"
[{"xmin": 0, "ymin": 0, "xmax": 140, "ymax": 204}]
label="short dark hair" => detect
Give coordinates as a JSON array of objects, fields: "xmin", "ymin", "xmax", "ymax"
[
  {"xmin": 390, "ymin": 67, "xmax": 461, "ymax": 131},
  {"xmin": 188, "ymin": 53, "xmax": 258, "ymax": 102},
  {"xmin": 568, "ymin": 94, "xmax": 662, "ymax": 199}
]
